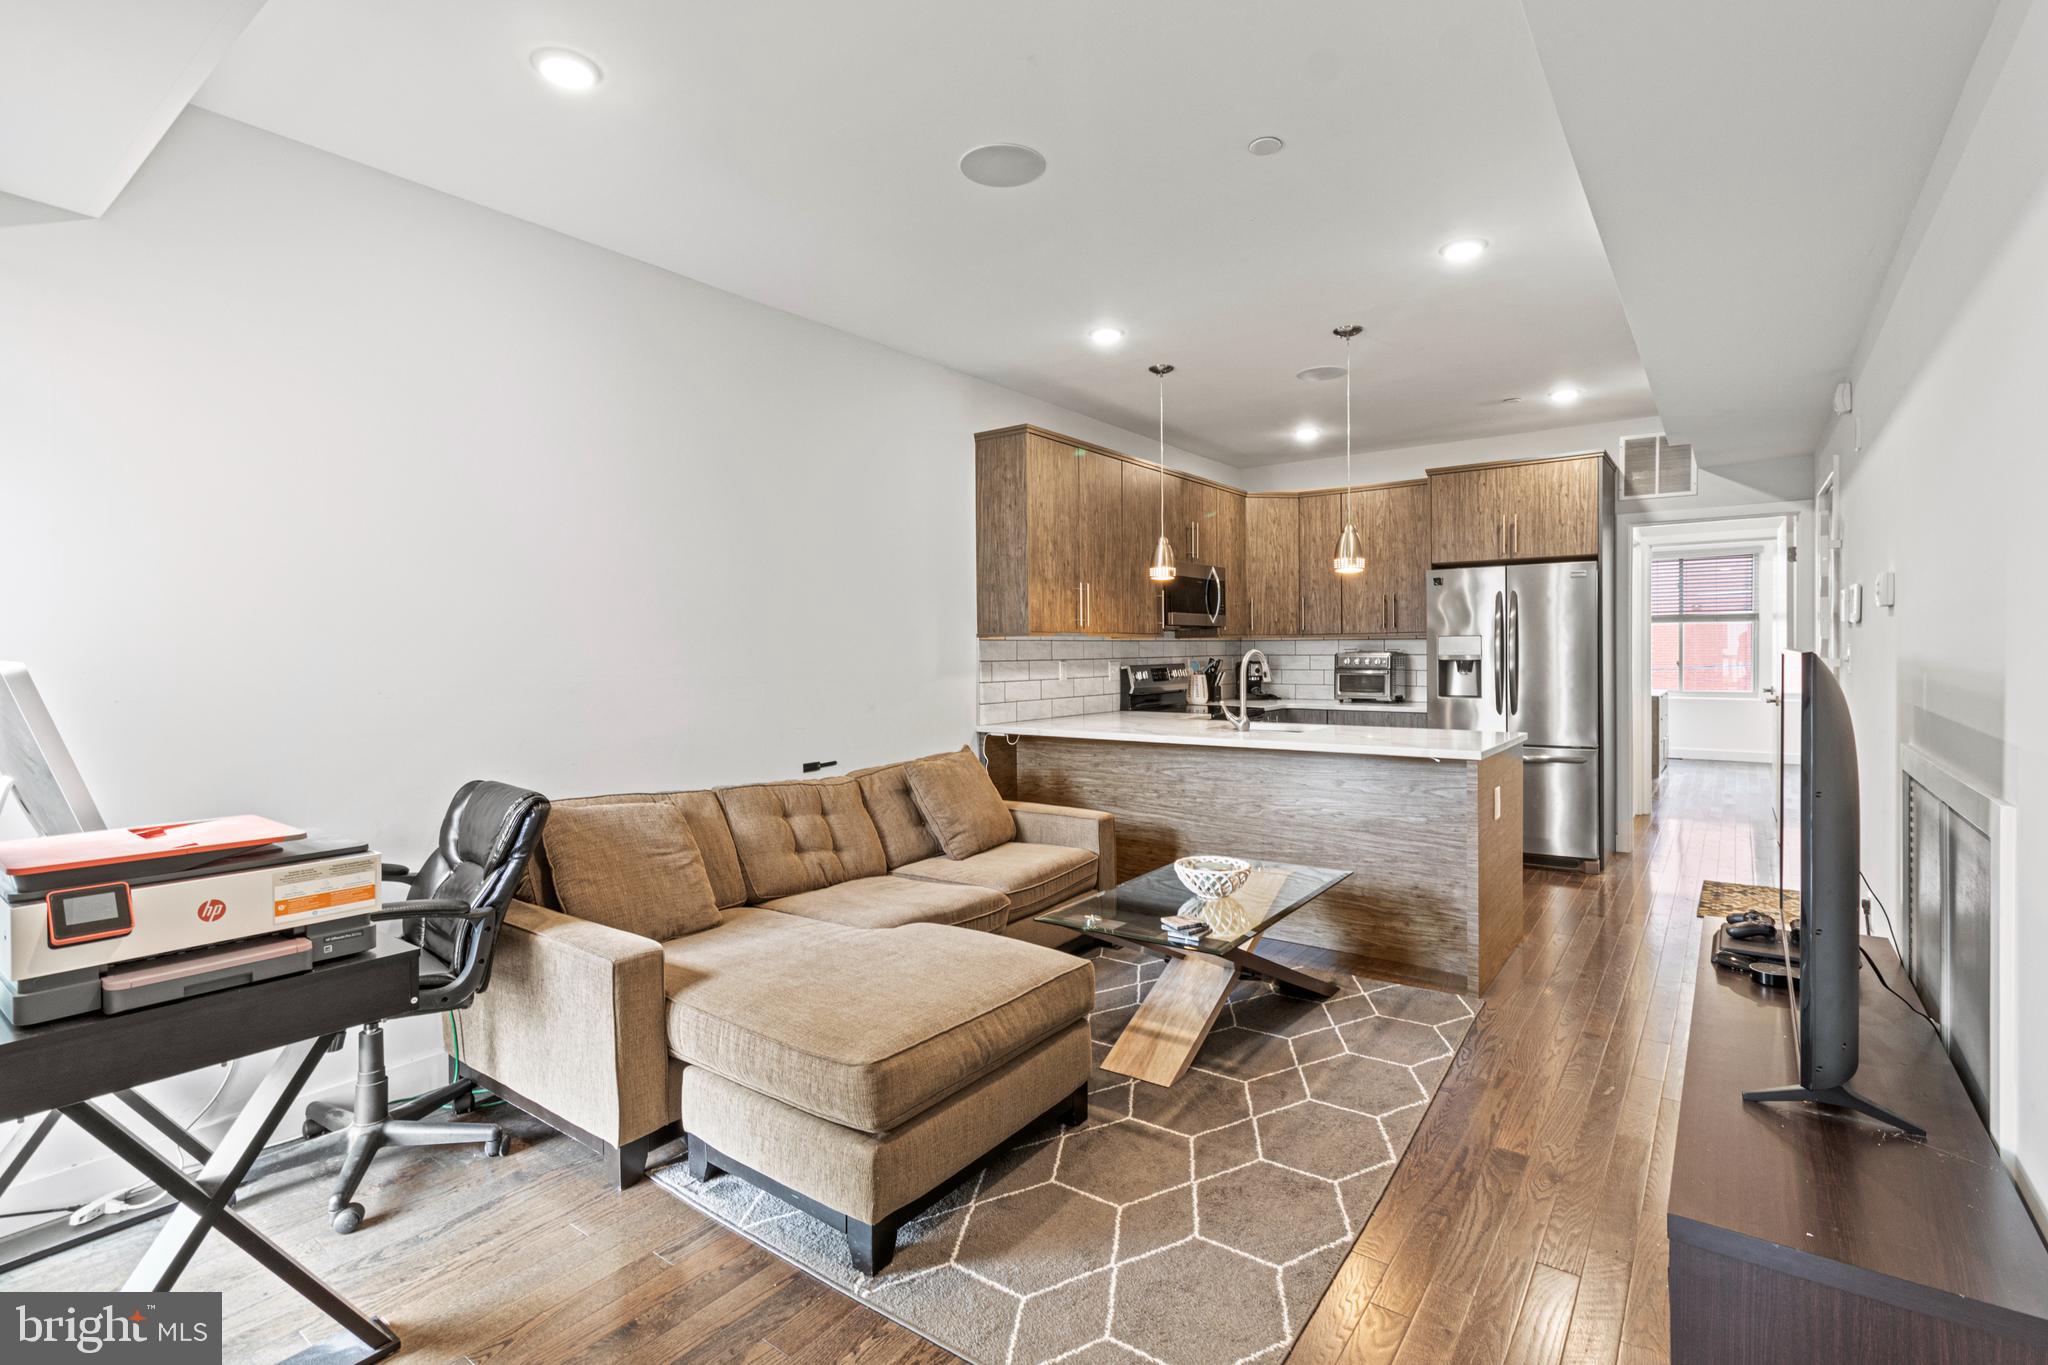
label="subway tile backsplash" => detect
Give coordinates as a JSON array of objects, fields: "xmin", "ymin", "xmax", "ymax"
[{"xmin": 975, "ymin": 636, "xmax": 1429, "ymax": 726}]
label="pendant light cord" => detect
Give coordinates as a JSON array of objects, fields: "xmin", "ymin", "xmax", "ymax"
[
  {"xmin": 1344, "ymin": 331, "xmax": 1353, "ymax": 523},
  {"xmin": 1149, "ymin": 363, "xmax": 1174, "ymax": 535}
]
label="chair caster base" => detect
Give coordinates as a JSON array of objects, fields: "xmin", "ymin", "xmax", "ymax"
[
  {"xmin": 302, "ymin": 1120, "xmax": 329, "ymax": 1140},
  {"xmin": 483, "ymin": 1131, "xmax": 509, "ymax": 1158},
  {"xmin": 331, "ymin": 1202, "xmax": 365, "ymax": 1235}
]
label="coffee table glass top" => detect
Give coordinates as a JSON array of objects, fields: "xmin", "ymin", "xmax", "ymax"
[{"xmin": 1036, "ymin": 860, "xmax": 1349, "ymax": 953}]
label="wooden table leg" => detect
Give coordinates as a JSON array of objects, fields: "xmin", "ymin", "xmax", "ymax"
[
  {"xmin": 1227, "ymin": 946, "xmax": 1340, "ymax": 1000},
  {"xmin": 1102, "ymin": 953, "xmax": 1239, "ymax": 1087}
]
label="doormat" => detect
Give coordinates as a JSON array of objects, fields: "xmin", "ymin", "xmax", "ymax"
[
  {"xmin": 651, "ymin": 945, "xmax": 1479, "ymax": 1365},
  {"xmin": 1696, "ymin": 879, "xmax": 1801, "ymax": 921}
]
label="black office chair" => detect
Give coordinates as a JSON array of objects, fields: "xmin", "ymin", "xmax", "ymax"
[{"xmin": 302, "ymin": 780, "xmax": 550, "ymax": 1233}]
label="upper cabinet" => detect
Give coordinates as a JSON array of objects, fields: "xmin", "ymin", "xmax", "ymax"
[
  {"xmin": 1244, "ymin": 496, "xmax": 1300, "ymax": 637},
  {"xmin": 976, "ymin": 426, "xmax": 1242, "ymax": 636},
  {"xmin": 1428, "ymin": 454, "xmax": 1603, "ymax": 566},
  {"xmin": 1296, "ymin": 492, "xmax": 1346, "ymax": 636},
  {"xmin": 977, "ymin": 428, "xmax": 1132, "ymax": 635},
  {"xmin": 978, "ymin": 428, "xmax": 1606, "ymax": 638},
  {"xmin": 1356, "ymin": 482, "xmax": 1430, "ymax": 634}
]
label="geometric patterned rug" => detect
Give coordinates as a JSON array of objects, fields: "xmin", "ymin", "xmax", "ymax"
[{"xmin": 651, "ymin": 944, "xmax": 1480, "ymax": 1365}]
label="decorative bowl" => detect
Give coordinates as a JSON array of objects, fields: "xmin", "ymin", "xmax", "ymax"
[{"xmin": 1174, "ymin": 855, "xmax": 1252, "ymax": 902}]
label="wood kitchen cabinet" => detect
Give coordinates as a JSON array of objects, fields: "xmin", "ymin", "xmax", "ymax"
[
  {"xmin": 977, "ymin": 425, "xmax": 1603, "ymax": 639},
  {"xmin": 1297, "ymin": 492, "xmax": 1345, "ymax": 635},
  {"xmin": 1170, "ymin": 475, "xmax": 1242, "ymax": 586},
  {"xmin": 1429, "ymin": 454, "xmax": 1602, "ymax": 566},
  {"xmin": 977, "ymin": 427, "xmax": 1131, "ymax": 635},
  {"xmin": 1244, "ymin": 495, "xmax": 1300, "ymax": 637},
  {"xmin": 1119, "ymin": 460, "xmax": 1169, "ymax": 633},
  {"xmin": 1502, "ymin": 455, "xmax": 1601, "ymax": 560},
  {"xmin": 1379, "ymin": 481, "xmax": 1431, "ymax": 634},
  {"xmin": 1298, "ymin": 484, "xmax": 1432, "ymax": 638}
]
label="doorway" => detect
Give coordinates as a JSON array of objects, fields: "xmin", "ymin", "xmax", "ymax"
[{"xmin": 1622, "ymin": 510, "xmax": 1807, "ymax": 827}]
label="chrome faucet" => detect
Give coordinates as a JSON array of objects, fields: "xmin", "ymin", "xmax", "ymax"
[{"xmin": 1223, "ymin": 649, "xmax": 1268, "ymax": 732}]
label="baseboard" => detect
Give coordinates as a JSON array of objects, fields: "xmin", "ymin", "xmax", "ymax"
[
  {"xmin": 2008, "ymin": 1152, "xmax": 2046, "ymax": 1240},
  {"xmin": 0, "ymin": 1049, "xmax": 450, "ymax": 1238},
  {"xmin": 1668, "ymin": 747, "xmax": 1773, "ymax": 765}
]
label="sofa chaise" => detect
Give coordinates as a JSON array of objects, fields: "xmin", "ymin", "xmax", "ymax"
[{"xmin": 446, "ymin": 747, "xmax": 1114, "ymax": 1271}]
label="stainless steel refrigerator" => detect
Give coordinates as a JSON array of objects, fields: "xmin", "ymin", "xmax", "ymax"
[{"xmin": 1428, "ymin": 561, "xmax": 1602, "ymax": 862}]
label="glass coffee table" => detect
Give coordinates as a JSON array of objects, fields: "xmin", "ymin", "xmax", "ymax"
[{"xmin": 1036, "ymin": 860, "xmax": 1349, "ymax": 1087}]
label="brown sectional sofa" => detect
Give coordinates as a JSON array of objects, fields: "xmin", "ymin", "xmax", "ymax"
[{"xmin": 447, "ymin": 748, "xmax": 1115, "ymax": 1272}]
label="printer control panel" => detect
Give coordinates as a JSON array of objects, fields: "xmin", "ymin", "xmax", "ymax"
[{"xmin": 46, "ymin": 882, "xmax": 135, "ymax": 948}]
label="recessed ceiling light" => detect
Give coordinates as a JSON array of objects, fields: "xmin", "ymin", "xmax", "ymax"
[
  {"xmin": 1247, "ymin": 136, "xmax": 1286, "ymax": 156},
  {"xmin": 1548, "ymin": 386, "xmax": 1583, "ymax": 406},
  {"xmin": 1087, "ymin": 326, "xmax": 1125, "ymax": 348},
  {"xmin": 1293, "ymin": 423, "xmax": 1321, "ymax": 444},
  {"xmin": 531, "ymin": 48, "xmax": 603, "ymax": 92},
  {"xmin": 1296, "ymin": 365, "xmax": 1346, "ymax": 382},
  {"xmin": 1438, "ymin": 238, "xmax": 1488, "ymax": 264},
  {"xmin": 960, "ymin": 144, "xmax": 1047, "ymax": 188}
]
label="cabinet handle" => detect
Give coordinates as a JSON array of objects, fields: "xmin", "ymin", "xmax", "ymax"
[
  {"xmin": 1511, "ymin": 514, "xmax": 1518, "ymax": 557},
  {"xmin": 1077, "ymin": 580, "xmax": 1084, "ymax": 630},
  {"xmin": 1084, "ymin": 581, "xmax": 1092, "ymax": 629}
]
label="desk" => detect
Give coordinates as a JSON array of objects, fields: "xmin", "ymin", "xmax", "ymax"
[
  {"xmin": 0, "ymin": 939, "xmax": 419, "ymax": 1363},
  {"xmin": 1669, "ymin": 929, "xmax": 2048, "ymax": 1362}
]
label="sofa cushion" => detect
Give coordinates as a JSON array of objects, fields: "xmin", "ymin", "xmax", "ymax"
[
  {"xmin": 850, "ymin": 754, "xmax": 948, "ymax": 868},
  {"xmin": 718, "ymin": 778, "xmax": 886, "ymax": 901},
  {"xmin": 906, "ymin": 749, "xmax": 1015, "ymax": 860},
  {"xmin": 523, "ymin": 789, "xmax": 749, "ymax": 911},
  {"xmin": 660, "ymin": 909, "xmax": 1094, "ymax": 1132},
  {"xmin": 542, "ymin": 801, "xmax": 721, "ymax": 940},
  {"xmin": 764, "ymin": 876, "xmax": 1007, "ymax": 934},
  {"xmin": 893, "ymin": 842, "xmax": 1097, "ymax": 922}
]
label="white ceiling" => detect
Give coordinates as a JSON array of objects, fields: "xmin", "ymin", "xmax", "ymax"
[
  {"xmin": 192, "ymin": 0, "xmax": 1657, "ymax": 468},
  {"xmin": 1520, "ymin": 0, "xmax": 2002, "ymax": 469},
  {"xmin": 0, "ymin": 0, "xmax": 265, "ymax": 216}
]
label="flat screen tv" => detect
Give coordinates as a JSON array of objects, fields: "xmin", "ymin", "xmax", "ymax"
[{"xmin": 1742, "ymin": 651, "xmax": 1922, "ymax": 1136}]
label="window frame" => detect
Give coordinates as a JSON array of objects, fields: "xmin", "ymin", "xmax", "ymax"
[{"xmin": 1649, "ymin": 549, "xmax": 1762, "ymax": 699}]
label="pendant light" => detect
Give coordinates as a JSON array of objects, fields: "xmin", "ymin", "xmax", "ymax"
[
  {"xmin": 1147, "ymin": 364, "xmax": 1178, "ymax": 583},
  {"xmin": 1331, "ymin": 325, "xmax": 1366, "ymax": 576}
]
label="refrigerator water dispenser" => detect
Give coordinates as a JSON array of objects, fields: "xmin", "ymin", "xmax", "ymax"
[{"xmin": 1436, "ymin": 635, "xmax": 1483, "ymax": 698}]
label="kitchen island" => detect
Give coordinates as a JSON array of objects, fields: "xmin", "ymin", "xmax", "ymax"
[{"xmin": 980, "ymin": 712, "xmax": 1526, "ymax": 992}]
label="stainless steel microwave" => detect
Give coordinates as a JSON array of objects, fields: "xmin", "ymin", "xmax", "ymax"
[{"xmin": 1159, "ymin": 564, "xmax": 1227, "ymax": 631}]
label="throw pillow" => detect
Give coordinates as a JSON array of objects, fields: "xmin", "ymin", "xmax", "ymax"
[
  {"xmin": 544, "ymin": 800, "xmax": 722, "ymax": 941},
  {"xmin": 905, "ymin": 748, "xmax": 1015, "ymax": 860}
]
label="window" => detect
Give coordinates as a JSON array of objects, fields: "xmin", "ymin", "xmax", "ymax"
[{"xmin": 1650, "ymin": 552, "xmax": 1759, "ymax": 696}]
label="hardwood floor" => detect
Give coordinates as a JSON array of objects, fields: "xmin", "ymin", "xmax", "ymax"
[{"xmin": 4, "ymin": 761, "xmax": 1774, "ymax": 1365}]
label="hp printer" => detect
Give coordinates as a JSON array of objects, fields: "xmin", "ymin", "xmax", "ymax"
[{"xmin": 1, "ymin": 815, "xmax": 382, "ymax": 1025}]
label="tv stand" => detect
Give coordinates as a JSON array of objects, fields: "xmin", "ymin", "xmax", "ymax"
[
  {"xmin": 1670, "ymin": 930, "xmax": 2048, "ymax": 1363},
  {"xmin": 1739, "ymin": 1083, "xmax": 1926, "ymax": 1139}
]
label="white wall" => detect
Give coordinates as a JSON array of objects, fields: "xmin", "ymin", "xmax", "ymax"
[
  {"xmin": 1810, "ymin": 0, "xmax": 2048, "ymax": 1209},
  {"xmin": 1238, "ymin": 416, "xmax": 1656, "ymax": 491},
  {"xmin": 0, "ymin": 108, "xmax": 1243, "ymax": 1220}
]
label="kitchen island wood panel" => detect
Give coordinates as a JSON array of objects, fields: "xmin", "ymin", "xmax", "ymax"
[{"xmin": 984, "ymin": 734, "xmax": 1524, "ymax": 992}]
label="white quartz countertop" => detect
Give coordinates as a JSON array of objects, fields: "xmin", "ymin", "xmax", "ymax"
[{"xmin": 978, "ymin": 711, "xmax": 1525, "ymax": 761}]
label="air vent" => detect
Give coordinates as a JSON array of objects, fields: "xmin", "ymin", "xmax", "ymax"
[{"xmin": 1622, "ymin": 434, "xmax": 1696, "ymax": 499}]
